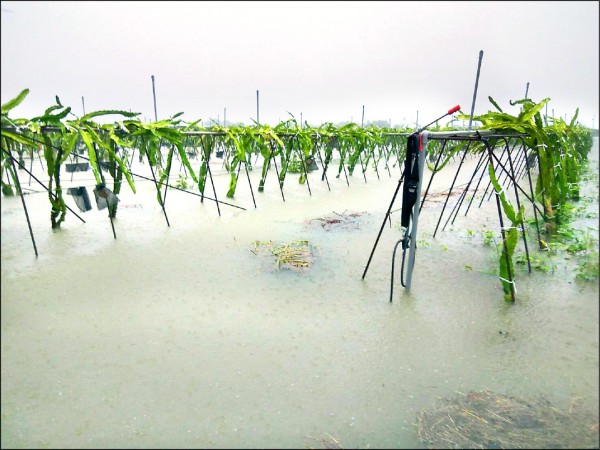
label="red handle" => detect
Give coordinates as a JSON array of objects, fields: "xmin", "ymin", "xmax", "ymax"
[{"xmin": 447, "ymin": 105, "xmax": 461, "ymax": 115}]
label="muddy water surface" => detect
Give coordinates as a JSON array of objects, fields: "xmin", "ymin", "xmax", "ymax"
[{"xmin": 1, "ymin": 140, "xmax": 598, "ymax": 448}]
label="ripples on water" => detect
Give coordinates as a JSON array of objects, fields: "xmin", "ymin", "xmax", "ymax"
[{"xmin": 1, "ymin": 140, "xmax": 598, "ymax": 448}]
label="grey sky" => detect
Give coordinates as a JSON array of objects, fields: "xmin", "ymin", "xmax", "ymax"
[{"xmin": 1, "ymin": 1, "xmax": 599, "ymax": 128}]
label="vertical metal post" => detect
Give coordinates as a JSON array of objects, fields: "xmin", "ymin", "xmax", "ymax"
[
  {"xmin": 81, "ymin": 96, "xmax": 86, "ymax": 115},
  {"xmin": 91, "ymin": 143, "xmax": 118, "ymax": 238},
  {"xmin": 525, "ymin": 82, "xmax": 530, "ymax": 99},
  {"xmin": 7, "ymin": 148, "xmax": 38, "ymax": 257},
  {"xmin": 295, "ymin": 135, "xmax": 312, "ymax": 196},
  {"xmin": 468, "ymin": 50, "xmax": 484, "ymax": 131},
  {"xmin": 434, "ymin": 144, "xmax": 470, "ymax": 236},
  {"xmin": 236, "ymin": 161, "xmax": 257, "ymax": 208},
  {"xmin": 359, "ymin": 104, "xmax": 367, "ymax": 182},
  {"xmin": 503, "ymin": 138, "xmax": 532, "ymax": 273},
  {"xmin": 404, "ymin": 132, "xmax": 428, "ymax": 292},
  {"xmin": 361, "ymin": 105, "xmax": 365, "ymax": 127},
  {"xmin": 151, "ymin": 75, "xmax": 158, "ymax": 122},
  {"xmin": 484, "ymin": 140, "xmax": 516, "ymax": 302},
  {"xmin": 361, "ymin": 168, "xmax": 406, "ymax": 280}
]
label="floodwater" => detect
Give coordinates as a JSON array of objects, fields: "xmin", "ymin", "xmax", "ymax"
[{"xmin": 1, "ymin": 139, "xmax": 598, "ymax": 449}]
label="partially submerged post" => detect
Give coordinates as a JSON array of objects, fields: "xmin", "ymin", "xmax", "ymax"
[
  {"xmin": 362, "ymin": 106, "xmax": 461, "ymax": 300},
  {"xmin": 6, "ymin": 147, "xmax": 38, "ymax": 257}
]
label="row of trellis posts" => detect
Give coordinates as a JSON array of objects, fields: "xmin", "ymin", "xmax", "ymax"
[{"xmin": 2, "ymin": 127, "xmax": 546, "ymax": 301}]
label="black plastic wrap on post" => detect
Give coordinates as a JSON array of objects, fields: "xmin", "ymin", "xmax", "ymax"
[{"xmin": 401, "ymin": 133, "xmax": 420, "ymax": 229}]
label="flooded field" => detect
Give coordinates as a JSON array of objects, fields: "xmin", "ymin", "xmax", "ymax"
[{"xmin": 1, "ymin": 139, "xmax": 598, "ymax": 448}]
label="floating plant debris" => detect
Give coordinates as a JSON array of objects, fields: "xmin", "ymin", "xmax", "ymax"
[
  {"xmin": 305, "ymin": 210, "xmax": 368, "ymax": 231},
  {"xmin": 417, "ymin": 390, "xmax": 599, "ymax": 449},
  {"xmin": 250, "ymin": 239, "xmax": 318, "ymax": 271}
]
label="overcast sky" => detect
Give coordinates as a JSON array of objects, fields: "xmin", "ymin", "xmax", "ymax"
[{"xmin": 1, "ymin": 1, "xmax": 599, "ymax": 128}]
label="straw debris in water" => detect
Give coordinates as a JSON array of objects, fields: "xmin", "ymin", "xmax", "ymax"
[
  {"xmin": 417, "ymin": 390, "xmax": 599, "ymax": 449},
  {"xmin": 251, "ymin": 239, "xmax": 317, "ymax": 271},
  {"xmin": 305, "ymin": 210, "xmax": 367, "ymax": 231}
]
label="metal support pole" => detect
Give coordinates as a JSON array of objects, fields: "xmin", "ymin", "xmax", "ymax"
[
  {"xmin": 236, "ymin": 160, "xmax": 257, "ymax": 208},
  {"xmin": 314, "ymin": 140, "xmax": 331, "ymax": 191},
  {"xmin": 484, "ymin": 139, "xmax": 516, "ymax": 302},
  {"xmin": 161, "ymin": 145, "xmax": 174, "ymax": 207},
  {"xmin": 503, "ymin": 137, "xmax": 531, "ymax": 273},
  {"xmin": 434, "ymin": 144, "xmax": 469, "ymax": 236},
  {"xmin": 244, "ymin": 161, "xmax": 257, "ymax": 208},
  {"xmin": 361, "ymin": 168, "xmax": 406, "ymax": 280},
  {"xmin": 7, "ymin": 147, "xmax": 39, "ymax": 257},
  {"xmin": 361, "ymin": 105, "xmax": 365, "ymax": 127},
  {"xmin": 91, "ymin": 143, "xmax": 118, "ymax": 238},
  {"xmin": 462, "ymin": 150, "xmax": 490, "ymax": 217},
  {"xmin": 522, "ymin": 142, "xmax": 544, "ymax": 249},
  {"xmin": 2, "ymin": 148, "xmax": 86, "ymax": 224},
  {"xmin": 295, "ymin": 136, "xmax": 312, "ymax": 196},
  {"xmin": 151, "ymin": 75, "xmax": 158, "ymax": 122},
  {"xmin": 147, "ymin": 155, "xmax": 170, "ymax": 227},
  {"xmin": 205, "ymin": 161, "xmax": 221, "ymax": 217},
  {"xmin": 468, "ymin": 50, "xmax": 484, "ymax": 131}
]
